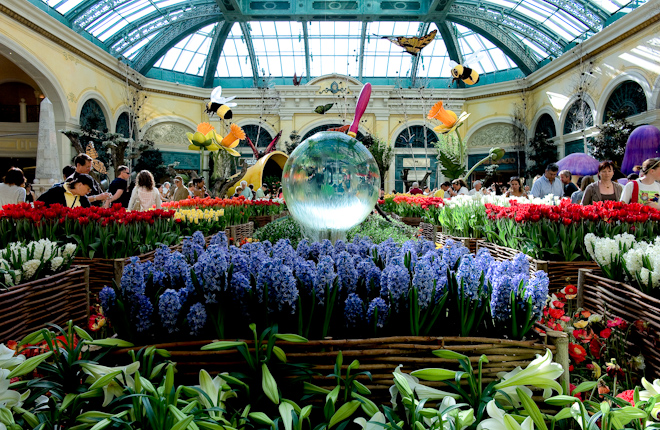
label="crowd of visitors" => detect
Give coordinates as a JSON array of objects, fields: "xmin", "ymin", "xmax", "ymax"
[{"xmin": 1, "ymin": 151, "xmax": 658, "ymax": 211}]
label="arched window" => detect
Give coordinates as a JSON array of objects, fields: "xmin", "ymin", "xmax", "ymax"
[
  {"xmin": 394, "ymin": 125, "xmax": 438, "ymax": 148},
  {"xmin": 563, "ymin": 99, "xmax": 593, "ymax": 135},
  {"xmin": 116, "ymin": 112, "xmax": 131, "ymax": 138},
  {"xmin": 534, "ymin": 113, "xmax": 556, "ymax": 138},
  {"xmin": 603, "ymin": 81, "xmax": 647, "ymax": 121},
  {"xmin": 80, "ymin": 99, "xmax": 107, "ymax": 132},
  {"xmin": 241, "ymin": 124, "xmax": 274, "ymax": 148},
  {"xmin": 301, "ymin": 124, "xmax": 365, "ymax": 142}
]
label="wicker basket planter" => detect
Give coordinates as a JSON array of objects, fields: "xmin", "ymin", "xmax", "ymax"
[
  {"xmin": 0, "ymin": 266, "xmax": 89, "ymax": 342},
  {"xmin": 577, "ymin": 269, "xmax": 660, "ymax": 377},
  {"xmin": 249, "ymin": 215, "xmax": 276, "ymax": 228},
  {"xmin": 475, "ymin": 240, "xmax": 599, "ymax": 292},
  {"xmin": 437, "ymin": 233, "xmax": 479, "ymax": 254},
  {"xmin": 225, "ymin": 221, "xmax": 254, "ymax": 243},
  {"xmin": 400, "ymin": 217, "xmax": 422, "ymax": 227},
  {"xmin": 420, "ymin": 222, "xmax": 441, "ymax": 243},
  {"xmin": 73, "ymin": 248, "xmax": 163, "ymax": 296},
  {"xmin": 110, "ymin": 333, "xmax": 567, "ymax": 400}
]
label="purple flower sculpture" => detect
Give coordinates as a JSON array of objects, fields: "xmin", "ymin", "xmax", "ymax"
[{"xmin": 621, "ymin": 125, "xmax": 660, "ymax": 175}]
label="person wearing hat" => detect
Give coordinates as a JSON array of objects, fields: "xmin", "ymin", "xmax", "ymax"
[{"xmin": 37, "ymin": 174, "xmax": 95, "ymax": 208}]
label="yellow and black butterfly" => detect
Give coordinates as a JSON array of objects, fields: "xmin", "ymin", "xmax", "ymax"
[
  {"xmin": 86, "ymin": 142, "xmax": 106, "ymax": 174},
  {"xmin": 314, "ymin": 103, "xmax": 334, "ymax": 114},
  {"xmin": 380, "ymin": 29, "xmax": 437, "ymax": 56}
]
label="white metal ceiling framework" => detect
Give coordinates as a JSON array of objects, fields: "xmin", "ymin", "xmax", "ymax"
[{"xmin": 38, "ymin": 0, "xmax": 646, "ymax": 87}]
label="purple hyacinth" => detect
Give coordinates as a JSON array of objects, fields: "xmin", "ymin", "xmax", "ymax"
[
  {"xmin": 158, "ymin": 289, "xmax": 182, "ymax": 334},
  {"xmin": 344, "ymin": 293, "xmax": 364, "ymax": 328},
  {"xmin": 335, "ymin": 251, "xmax": 358, "ymax": 294},
  {"xmin": 187, "ymin": 302, "xmax": 207, "ymax": 336},
  {"xmin": 209, "ymin": 231, "xmax": 229, "ymax": 248},
  {"xmin": 99, "ymin": 287, "xmax": 116, "ymax": 314},
  {"xmin": 134, "ymin": 294, "xmax": 154, "ymax": 333},
  {"xmin": 367, "ymin": 297, "xmax": 389, "ymax": 329},
  {"xmin": 380, "ymin": 265, "xmax": 410, "ymax": 311}
]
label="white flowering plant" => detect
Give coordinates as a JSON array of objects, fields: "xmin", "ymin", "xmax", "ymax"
[
  {"xmin": 0, "ymin": 239, "xmax": 77, "ymax": 288},
  {"xmin": 585, "ymin": 233, "xmax": 660, "ymax": 295}
]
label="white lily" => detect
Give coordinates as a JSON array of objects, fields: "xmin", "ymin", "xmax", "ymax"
[
  {"xmin": 389, "ymin": 365, "xmax": 459, "ymax": 409},
  {"xmin": 477, "ymin": 400, "xmax": 534, "ymax": 430},
  {"xmin": 0, "ymin": 344, "xmax": 24, "ymax": 370},
  {"xmin": 81, "ymin": 362, "xmax": 140, "ymax": 407},
  {"xmin": 494, "ymin": 350, "xmax": 563, "ymax": 398},
  {"xmin": 425, "ymin": 397, "xmax": 475, "ymax": 430},
  {"xmin": 494, "ymin": 384, "xmax": 534, "ymax": 408},
  {"xmin": 197, "ymin": 370, "xmax": 237, "ymax": 420},
  {"xmin": 354, "ymin": 411, "xmax": 386, "ymax": 430},
  {"xmin": 640, "ymin": 378, "xmax": 660, "ymax": 419},
  {"xmin": 0, "ymin": 369, "xmax": 21, "ymax": 409}
]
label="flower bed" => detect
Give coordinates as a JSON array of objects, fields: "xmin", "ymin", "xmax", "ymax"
[
  {"xmin": 538, "ymin": 284, "xmax": 649, "ymax": 390},
  {"xmin": 0, "ymin": 202, "xmax": 181, "ymax": 259},
  {"xmin": 577, "ymin": 268, "xmax": 660, "ymax": 378},
  {"xmin": 100, "ymin": 232, "xmax": 550, "ymax": 345},
  {"xmin": 164, "ymin": 196, "xmax": 286, "ymax": 226},
  {"xmin": 75, "ymin": 224, "xmax": 253, "ymax": 296},
  {"xmin": 378, "ymin": 194, "xmax": 444, "ymax": 220},
  {"xmin": 475, "ymin": 240, "xmax": 598, "ymax": 292},
  {"xmin": 0, "ymin": 265, "xmax": 89, "ymax": 341},
  {"xmin": 484, "ymin": 200, "xmax": 660, "ymax": 262}
]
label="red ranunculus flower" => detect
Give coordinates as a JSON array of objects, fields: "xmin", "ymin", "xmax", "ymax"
[
  {"xmin": 599, "ymin": 328, "xmax": 612, "ymax": 339},
  {"xmin": 569, "ymin": 343, "xmax": 587, "ymax": 363},
  {"xmin": 616, "ymin": 390, "xmax": 635, "ymax": 406}
]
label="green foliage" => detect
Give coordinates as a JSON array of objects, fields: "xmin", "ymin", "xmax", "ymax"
[
  {"xmin": 436, "ymin": 152, "xmax": 466, "ymax": 180},
  {"xmin": 134, "ymin": 148, "xmax": 167, "ymax": 179},
  {"xmin": 254, "ymin": 217, "xmax": 305, "ymax": 248},
  {"xmin": 526, "ymin": 131, "xmax": 558, "ymax": 177},
  {"xmin": 362, "ymin": 134, "xmax": 394, "ymax": 190},
  {"xmin": 591, "ymin": 108, "xmax": 636, "ymax": 167},
  {"xmin": 346, "ymin": 214, "xmax": 419, "ymax": 245},
  {"xmin": 285, "ymin": 130, "xmax": 302, "ymax": 155}
]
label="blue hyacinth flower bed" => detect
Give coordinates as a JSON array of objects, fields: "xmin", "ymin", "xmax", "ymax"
[{"xmin": 100, "ymin": 230, "xmax": 549, "ymax": 343}]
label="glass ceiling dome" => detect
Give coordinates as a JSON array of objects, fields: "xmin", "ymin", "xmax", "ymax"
[{"xmin": 38, "ymin": 0, "xmax": 646, "ymax": 88}]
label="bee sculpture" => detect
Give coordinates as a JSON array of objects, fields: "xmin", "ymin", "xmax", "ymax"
[
  {"xmin": 205, "ymin": 86, "xmax": 237, "ymax": 119},
  {"xmin": 451, "ymin": 64, "xmax": 480, "ymax": 86}
]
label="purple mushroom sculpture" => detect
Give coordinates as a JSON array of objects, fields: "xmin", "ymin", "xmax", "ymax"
[
  {"xmin": 557, "ymin": 152, "xmax": 600, "ymax": 176},
  {"xmin": 621, "ymin": 125, "xmax": 660, "ymax": 175}
]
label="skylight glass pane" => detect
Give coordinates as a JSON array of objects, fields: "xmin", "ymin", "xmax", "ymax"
[
  {"xmin": 51, "ymin": 0, "xmax": 85, "ymax": 14},
  {"xmin": 362, "ymin": 21, "xmax": 419, "ymax": 77},
  {"xmin": 124, "ymin": 36, "xmax": 154, "ymax": 59},
  {"xmin": 250, "ymin": 21, "xmax": 305, "ymax": 77},
  {"xmin": 308, "ymin": 21, "xmax": 361, "ymax": 77},
  {"xmin": 216, "ymin": 23, "xmax": 253, "ymax": 78}
]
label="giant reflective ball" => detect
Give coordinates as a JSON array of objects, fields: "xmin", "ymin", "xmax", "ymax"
[{"xmin": 282, "ymin": 131, "xmax": 380, "ymax": 236}]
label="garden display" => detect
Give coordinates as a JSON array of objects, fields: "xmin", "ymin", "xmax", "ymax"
[
  {"xmin": 484, "ymin": 200, "xmax": 660, "ymax": 262},
  {"xmin": 2, "ymin": 321, "xmax": 660, "ymax": 430},
  {"xmin": 0, "ymin": 202, "xmax": 180, "ymax": 259},
  {"xmin": 100, "ymin": 231, "xmax": 549, "ymax": 342}
]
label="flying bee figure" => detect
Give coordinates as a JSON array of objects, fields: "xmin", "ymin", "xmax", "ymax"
[
  {"xmin": 450, "ymin": 64, "xmax": 480, "ymax": 85},
  {"xmin": 205, "ymin": 86, "xmax": 237, "ymax": 119},
  {"xmin": 449, "ymin": 52, "xmax": 485, "ymax": 86}
]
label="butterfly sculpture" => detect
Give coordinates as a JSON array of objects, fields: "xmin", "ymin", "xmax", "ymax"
[
  {"xmin": 86, "ymin": 142, "xmax": 106, "ymax": 174},
  {"xmin": 380, "ymin": 29, "xmax": 437, "ymax": 56},
  {"xmin": 292, "ymin": 73, "xmax": 302, "ymax": 86},
  {"xmin": 314, "ymin": 103, "xmax": 334, "ymax": 114}
]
